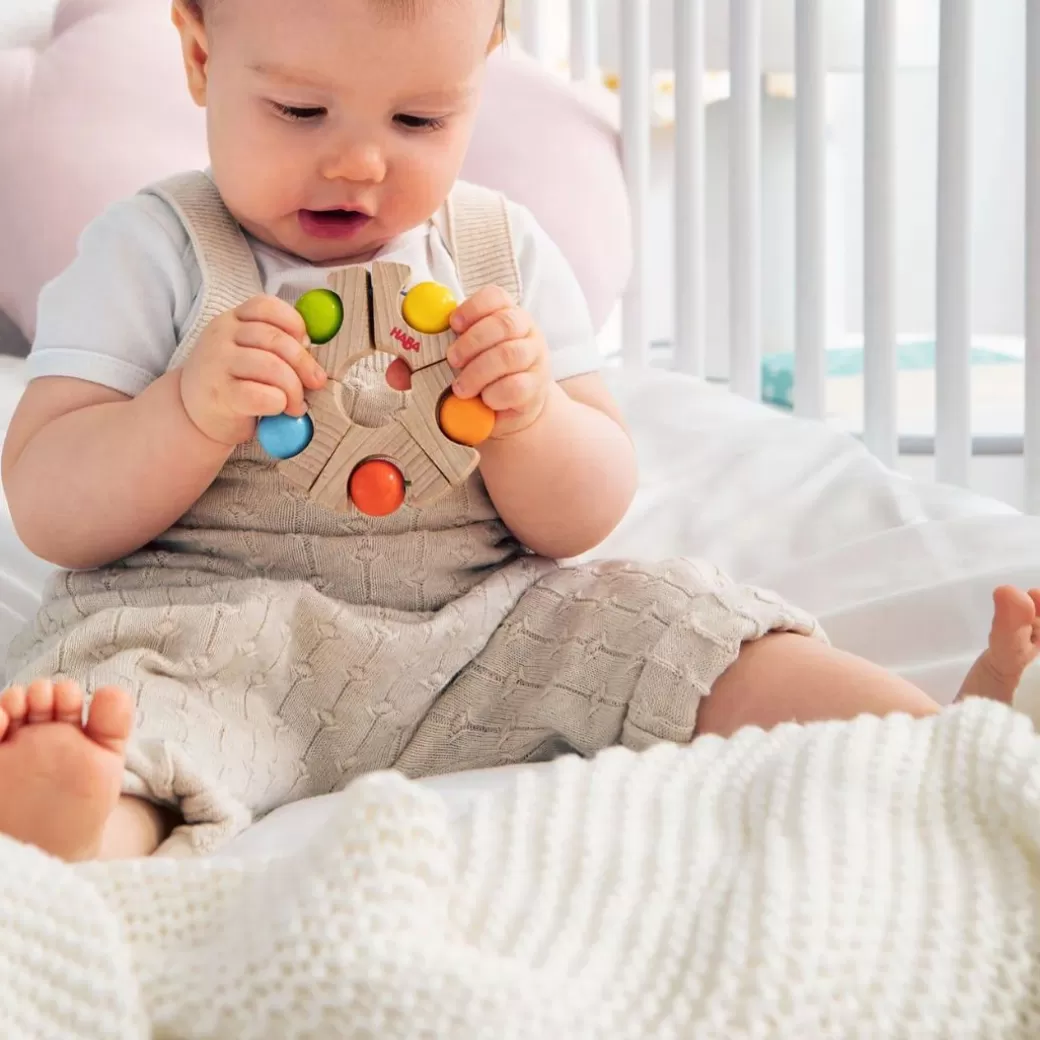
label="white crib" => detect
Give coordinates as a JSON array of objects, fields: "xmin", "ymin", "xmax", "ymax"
[{"xmin": 511, "ymin": 0, "xmax": 1040, "ymax": 512}]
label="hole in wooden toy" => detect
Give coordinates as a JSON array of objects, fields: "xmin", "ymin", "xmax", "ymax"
[
  {"xmin": 348, "ymin": 457, "xmax": 407, "ymax": 517},
  {"xmin": 335, "ymin": 355, "xmax": 400, "ymax": 431},
  {"xmin": 437, "ymin": 389, "xmax": 495, "ymax": 446}
]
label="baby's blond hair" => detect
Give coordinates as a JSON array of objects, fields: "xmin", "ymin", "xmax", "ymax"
[{"xmin": 192, "ymin": 0, "xmax": 506, "ymax": 27}]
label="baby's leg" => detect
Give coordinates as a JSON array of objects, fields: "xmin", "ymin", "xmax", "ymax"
[
  {"xmin": 696, "ymin": 633, "xmax": 940, "ymax": 738},
  {"xmin": 0, "ymin": 679, "xmax": 170, "ymax": 861},
  {"xmin": 955, "ymin": 586, "xmax": 1040, "ymax": 705}
]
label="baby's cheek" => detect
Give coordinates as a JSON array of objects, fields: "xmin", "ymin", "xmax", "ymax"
[
  {"xmin": 383, "ymin": 163, "xmax": 454, "ymax": 231},
  {"xmin": 208, "ymin": 93, "xmax": 296, "ymax": 198},
  {"xmin": 391, "ymin": 127, "xmax": 473, "ymax": 216}
]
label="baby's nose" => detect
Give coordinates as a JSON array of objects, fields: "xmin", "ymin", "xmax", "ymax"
[{"xmin": 320, "ymin": 142, "xmax": 386, "ymax": 184}]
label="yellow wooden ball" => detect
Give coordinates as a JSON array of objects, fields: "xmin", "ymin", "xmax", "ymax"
[{"xmin": 402, "ymin": 282, "xmax": 457, "ymax": 335}]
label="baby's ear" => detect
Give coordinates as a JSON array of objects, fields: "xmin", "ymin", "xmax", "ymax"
[{"xmin": 171, "ymin": 0, "xmax": 211, "ymax": 107}]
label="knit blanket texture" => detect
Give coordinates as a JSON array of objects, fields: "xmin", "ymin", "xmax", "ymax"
[{"xmin": 3, "ymin": 698, "xmax": 1040, "ymax": 1039}]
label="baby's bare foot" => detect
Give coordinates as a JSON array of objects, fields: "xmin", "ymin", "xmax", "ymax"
[
  {"xmin": 957, "ymin": 586, "xmax": 1040, "ymax": 705},
  {"xmin": 0, "ymin": 679, "xmax": 133, "ymax": 860}
]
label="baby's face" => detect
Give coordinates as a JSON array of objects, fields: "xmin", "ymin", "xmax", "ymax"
[{"xmin": 174, "ymin": 0, "xmax": 501, "ymax": 264}]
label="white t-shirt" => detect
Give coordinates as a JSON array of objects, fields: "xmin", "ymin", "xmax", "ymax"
[{"xmin": 28, "ymin": 187, "xmax": 602, "ymax": 397}]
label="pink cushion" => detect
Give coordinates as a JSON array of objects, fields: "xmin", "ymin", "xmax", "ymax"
[{"xmin": 0, "ymin": 0, "xmax": 629, "ymax": 342}]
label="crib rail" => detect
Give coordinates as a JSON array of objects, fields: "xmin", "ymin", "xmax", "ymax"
[
  {"xmin": 934, "ymin": 0, "xmax": 974, "ymax": 488},
  {"xmin": 862, "ymin": 0, "xmax": 898, "ymax": 468},
  {"xmin": 514, "ymin": 0, "xmax": 1039, "ymax": 512},
  {"xmin": 794, "ymin": 0, "xmax": 826, "ymax": 422},
  {"xmin": 620, "ymin": 0, "xmax": 651, "ymax": 367},
  {"xmin": 1027, "ymin": 2, "xmax": 1040, "ymax": 514}
]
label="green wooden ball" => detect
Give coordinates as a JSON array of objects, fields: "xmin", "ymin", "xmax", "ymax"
[{"xmin": 296, "ymin": 289, "xmax": 344, "ymax": 345}]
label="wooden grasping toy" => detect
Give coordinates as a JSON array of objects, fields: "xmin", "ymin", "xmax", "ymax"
[{"xmin": 256, "ymin": 263, "xmax": 495, "ymax": 517}]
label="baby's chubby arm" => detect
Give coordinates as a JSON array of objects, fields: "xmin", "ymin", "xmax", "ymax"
[
  {"xmin": 478, "ymin": 375, "xmax": 637, "ymax": 558},
  {"xmin": 2, "ymin": 297, "xmax": 324, "ymax": 571},
  {"xmin": 448, "ymin": 287, "xmax": 637, "ymax": 558}
]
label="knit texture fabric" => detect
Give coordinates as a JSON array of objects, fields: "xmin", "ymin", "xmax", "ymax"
[
  {"xmin": 442, "ymin": 183, "xmax": 521, "ymax": 303},
  {"xmin": 3, "ymin": 698, "xmax": 1040, "ymax": 1038},
  {"xmin": 5, "ymin": 172, "xmax": 819, "ymax": 854}
]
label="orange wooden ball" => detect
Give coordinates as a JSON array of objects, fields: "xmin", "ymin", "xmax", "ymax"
[
  {"xmin": 438, "ymin": 393, "xmax": 495, "ymax": 446},
  {"xmin": 349, "ymin": 459, "xmax": 406, "ymax": 516}
]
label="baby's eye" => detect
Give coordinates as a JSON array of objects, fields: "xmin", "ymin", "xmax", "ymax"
[
  {"xmin": 394, "ymin": 114, "xmax": 446, "ymax": 132},
  {"xmin": 271, "ymin": 102, "xmax": 327, "ymax": 122}
]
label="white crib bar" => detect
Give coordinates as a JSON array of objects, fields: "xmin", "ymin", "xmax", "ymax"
[
  {"xmin": 621, "ymin": 0, "xmax": 651, "ymax": 367},
  {"xmin": 863, "ymin": 0, "xmax": 898, "ymax": 468},
  {"xmin": 1027, "ymin": 2, "xmax": 1040, "ymax": 514},
  {"xmin": 520, "ymin": 0, "xmax": 550, "ymax": 63},
  {"xmin": 934, "ymin": 0, "xmax": 974, "ymax": 488},
  {"xmin": 569, "ymin": 0, "xmax": 598, "ymax": 82},
  {"xmin": 674, "ymin": 0, "xmax": 706, "ymax": 376},
  {"xmin": 794, "ymin": 0, "xmax": 827, "ymax": 418},
  {"xmin": 729, "ymin": 0, "xmax": 763, "ymax": 399}
]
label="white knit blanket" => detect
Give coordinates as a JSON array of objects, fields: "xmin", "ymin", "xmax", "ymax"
[{"xmin": 4, "ymin": 699, "xmax": 1040, "ymax": 1038}]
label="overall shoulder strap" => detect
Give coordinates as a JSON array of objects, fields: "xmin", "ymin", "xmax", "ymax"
[
  {"xmin": 143, "ymin": 171, "xmax": 264, "ymax": 365},
  {"xmin": 441, "ymin": 181, "xmax": 522, "ymax": 303}
]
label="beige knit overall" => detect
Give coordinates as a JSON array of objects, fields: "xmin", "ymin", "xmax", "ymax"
[{"xmin": 6, "ymin": 172, "xmax": 821, "ymax": 853}]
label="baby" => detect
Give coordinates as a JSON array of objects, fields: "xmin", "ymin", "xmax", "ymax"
[{"xmin": 0, "ymin": 0, "xmax": 1034, "ymax": 862}]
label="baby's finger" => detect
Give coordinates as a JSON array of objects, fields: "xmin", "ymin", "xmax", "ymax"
[
  {"xmin": 234, "ymin": 323, "xmax": 326, "ymax": 390},
  {"xmin": 452, "ymin": 338, "xmax": 540, "ymax": 399},
  {"xmin": 228, "ymin": 350, "xmax": 307, "ymax": 417},
  {"xmin": 236, "ymin": 295, "xmax": 309, "ymax": 344},
  {"xmin": 448, "ymin": 285, "xmax": 516, "ymax": 337},
  {"xmin": 480, "ymin": 371, "xmax": 542, "ymax": 413},
  {"xmin": 227, "ymin": 378, "xmax": 290, "ymax": 419},
  {"xmin": 449, "ymin": 308, "xmax": 533, "ymax": 370}
]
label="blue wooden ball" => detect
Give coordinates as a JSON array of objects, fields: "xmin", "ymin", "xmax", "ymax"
[{"xmin": 258, "ymin": 413, "xmax": 314, "ymax": 460}]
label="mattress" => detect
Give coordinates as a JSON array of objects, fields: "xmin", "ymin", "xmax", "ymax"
[{"xmin": 1, "ymin": 357, "xmax": 1038, "ymax": 858}]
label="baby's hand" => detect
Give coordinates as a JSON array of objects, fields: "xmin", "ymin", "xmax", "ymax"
[
  {"xmin": 180, "ymin": 296, "xmax": 328, "ymax": 446},
  {"xmin": 447, "ymin": 287, "xmax": 551, "ymax": 439}
]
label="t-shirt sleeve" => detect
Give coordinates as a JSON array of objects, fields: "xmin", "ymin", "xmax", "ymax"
[
  {"xmin": 509, "ymin": 203, "xmax": 602, "ymax": 382},
  {"xmin": 27, "ymin": 193, "xmax": 200, "ymax": 397}
]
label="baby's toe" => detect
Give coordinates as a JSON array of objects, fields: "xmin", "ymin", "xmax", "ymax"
[
  {"xmin": 0, "ymin": 685, "xmax": 28, "ymax": 735},
  {"xmin": 25, "ymin": 679, "xmax": 56, "ymax": 725},
  {"xmin": 992, "ymin": 586, "xmax": 1036, "ymax": 635},
  {"xmin": 83, "ymin": 686, "xmax": 134, "ymax": 755},
  {"xmin": 53, "ymin": 680, "xmax": 85, "ymax": 725}
]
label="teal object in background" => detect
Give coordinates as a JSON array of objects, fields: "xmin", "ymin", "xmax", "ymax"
[{"xmin": 760, "ymin": 341, "xmax": 1021, "ymax": 409}]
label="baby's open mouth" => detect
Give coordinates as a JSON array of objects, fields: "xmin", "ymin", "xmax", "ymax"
[{"xmin": 299, "ymin": 209, "xmax": 372, "ymax": 240}]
